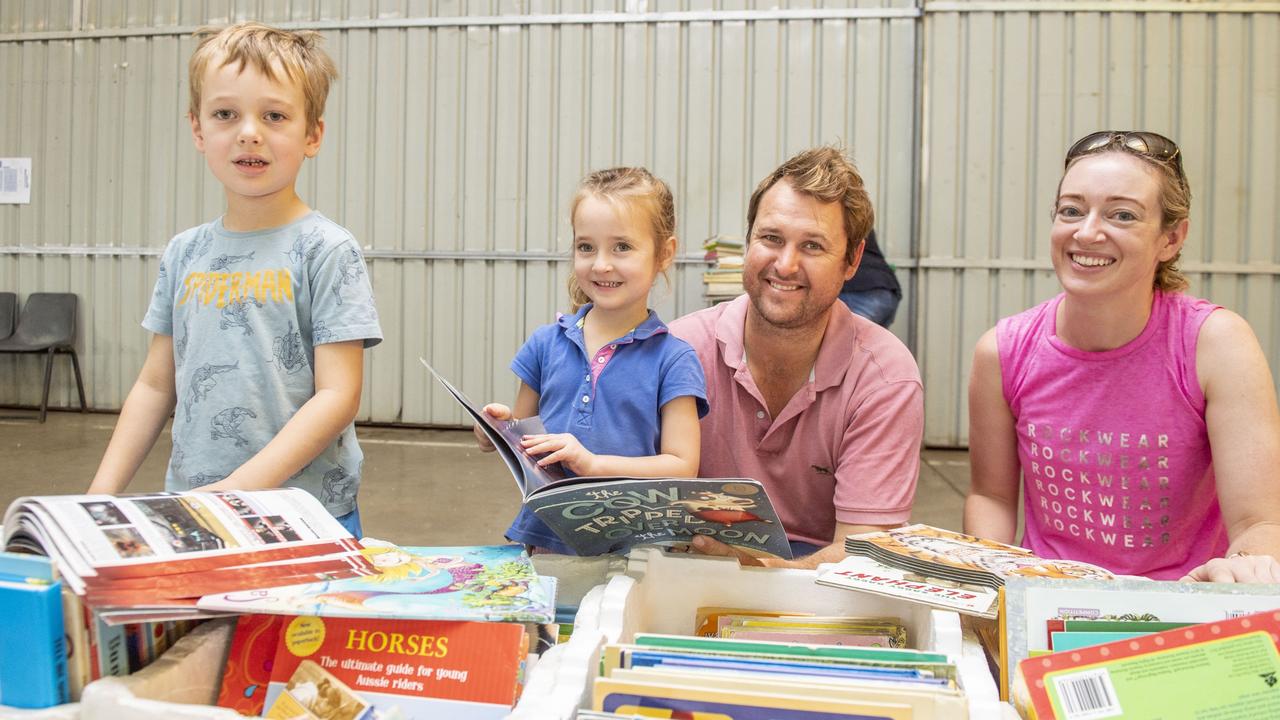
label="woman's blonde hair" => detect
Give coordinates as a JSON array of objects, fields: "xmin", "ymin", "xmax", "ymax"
[
  {"xmin": 188, "ymin": 21, "xmax": 337, "ymax": 134},
  {"xmin": 566, "ymin": 167, "xmax": 677, "ymax": 310},
  {"xmin": 1059, "ymin": 143, "xmax": 1192, "ymax": 292}
]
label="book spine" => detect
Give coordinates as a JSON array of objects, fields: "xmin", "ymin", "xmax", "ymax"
[{"xmin": 0, "ymin": 578, "xmax": 69, "ymax": 708}]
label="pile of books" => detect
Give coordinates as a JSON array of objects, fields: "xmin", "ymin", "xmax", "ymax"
[
  {"xmin": 816, "ymin": 525, "xmax": 1114, "ymax": 618},
  {"xmin": 702, "ymin": 235, "xmax": 745, "ymax": 301},
  {"xmin": 588, "ymin": 631, "xmax": 969, "ymax": 717},
  {"xmin": 209, "ymin": 542, "xmax": 556, "ymax": 718}
]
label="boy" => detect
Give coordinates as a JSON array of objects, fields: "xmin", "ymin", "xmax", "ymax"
[{"xmin": 89, "ymin": 22, "xmax": 382, "ymax": 537}]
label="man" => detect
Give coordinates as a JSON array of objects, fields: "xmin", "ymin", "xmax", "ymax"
[{"xmin": 669, "ymin": 146, "xmax": 923, "ymax": 568}]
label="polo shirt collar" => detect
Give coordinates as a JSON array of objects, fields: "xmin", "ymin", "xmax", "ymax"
[
  {"xmin": 556, "ymin": 303, "xmax": 669, "ymax": 343},
  {"xmin": 713, "ymin": 294, "xmax": 857, "ymax": 393}
]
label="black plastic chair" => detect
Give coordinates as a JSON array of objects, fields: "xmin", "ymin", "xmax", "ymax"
[
  {"xmin": 0, "ymin": 293, "xmax": 87, "ymax": 422},
  {"xmin": 0, "ymin": 292, "xmax": 14, "ymax": 340}
]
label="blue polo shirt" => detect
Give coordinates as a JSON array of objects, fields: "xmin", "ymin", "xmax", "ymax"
[{"xmin": 505, "ymin": 304, "xmax": 709, "ymax": 552}]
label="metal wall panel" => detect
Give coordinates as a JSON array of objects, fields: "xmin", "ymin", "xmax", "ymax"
[
  {"xmin": 0, "ymin": 1, "xmax": 920, "ymax": 425},
  {"xmin": 919, "ymin": 4, "xmax": 1280, "ymax": 446}
]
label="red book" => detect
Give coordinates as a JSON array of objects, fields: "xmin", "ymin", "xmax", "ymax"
[
  {"xmin": 216, "ymin": 614, "xmax": 286, "ymax": 715},
  {"xmin": 264, "ymin": 615, "xmax": 527, "ymax": 720}
]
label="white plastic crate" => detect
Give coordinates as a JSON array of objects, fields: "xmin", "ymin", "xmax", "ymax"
[{"xmin": 510, "ymin": 548, "xmax": 1005, "ymax": 719}]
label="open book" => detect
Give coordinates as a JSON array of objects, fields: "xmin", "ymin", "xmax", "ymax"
[
  {"xmin": 423, "ymin": 359, "xmax": 792, "ymax": 559},
  {"xmin": 3, "ymin": 488, "xmax": 369, "ymax": 619}
]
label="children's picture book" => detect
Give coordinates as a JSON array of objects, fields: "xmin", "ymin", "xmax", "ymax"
[
  {"xmin": 263, "ymin": 615, "xmax": 528, "ymax": 720},
  {"xmin": 816, "ymin": 554, "xmax": 1001, "ymax": 619},
  {"xmin": 217, "ymin": 614, "xmax": 287, "ymax": 715},
  {"xmin": 716, "ymin": 615, "xmax": 908, "ymax": 649},
  {"xmin": 843, "ymin": 525, "xmax": 1113, "ymax": 589},
  {"xmin": 197, "ymin": 542, "xmax": 556, "ymax": 623},
  {"xmin": 593, "ymin": 676, "xmax": 915, "ymax": 720},
  {"xmin": 422, "ymin": 359, "xmax": 793, "ymax": 559},
  {"xmin": 999, "ymin": 575, "xmax": 1280, "ymax": 702},
  {"xmin": 1013, "ymin": 610, "xmax": 1280, "ymax": 719}
]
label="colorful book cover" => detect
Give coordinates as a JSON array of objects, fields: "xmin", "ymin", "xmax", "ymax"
[
  {"xmin": 197, "ymin": 543, "xmax": 555, "ymax": 623},
  {"xmin": 216, "ymin": 613, "xmax": 286, "ymax": 715},
  {"xmin": 694, "ymin": 607, "xmax": 810, "ymax": 637},
  {"xmin": 594, "ymin": 676, "xmax": 914, "ymax": 719},
  {"xmin": 0, "ymin": 552, "xmax": 68, "ymax": 708},
  {"xmin": 1015, "ymin": 610, "xmax": 1280, "ymax": 719},
  {"xmin": 423, "ymin": 360, "xmax": 793, "ymax": 559},
  {"xmin": 264, "ymin": 615, "xmax": 527, "ymax": 720}
]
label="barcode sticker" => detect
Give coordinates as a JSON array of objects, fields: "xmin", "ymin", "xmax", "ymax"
[{"xmin": 1053, "ymin": 667, "xmax": 1123, "ymax": 719}]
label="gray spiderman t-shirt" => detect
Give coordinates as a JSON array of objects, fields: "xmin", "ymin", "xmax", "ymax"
[{"xmin": 143, "ymin": 212, "xmax": 383, "ymax": 516}]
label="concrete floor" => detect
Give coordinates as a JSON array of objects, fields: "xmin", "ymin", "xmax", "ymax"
[{"xmin": 0, "ymin": 410, "xmax": 973, "ymax": 545}]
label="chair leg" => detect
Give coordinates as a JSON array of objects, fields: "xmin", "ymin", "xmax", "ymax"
[
  {"xmin": 69, "ymin": 349, "xmax": 87, "ymax": 412},
  {"xmin": 41, "ymin": 348, "xmax": 55, "ymax": 423}
]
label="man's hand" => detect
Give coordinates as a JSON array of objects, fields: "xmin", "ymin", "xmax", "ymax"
[
  {"xmin": 474, "ymin": 403, "xmax": 512, "ymax": 452},
  {"xmin": 1181, "ymin": 554, "xmax": 1280, "ymax": 584},
  {"xmin": 520, "ymin": 433, "xmax": 598, "ymax": 475},
  {"xmin": 690, "ymin": 535, "xmax": 771, "ymax": 567}
]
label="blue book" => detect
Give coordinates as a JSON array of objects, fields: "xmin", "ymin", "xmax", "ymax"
[{"xmin": 0, "ymin": 553, "xmax": 68, "ymax": 708}]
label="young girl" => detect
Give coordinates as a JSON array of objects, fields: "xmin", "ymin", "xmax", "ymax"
[
  {"xmin": 964, "ymin": 131, "xmax": 1280, "ymax": 583},
  {"xmin": 476, "ymin": 167, "xmax": 709, "ymax": 554}
]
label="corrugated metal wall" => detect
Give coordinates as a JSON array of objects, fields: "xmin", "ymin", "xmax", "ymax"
[
  {"xmin": 2, "ymin": 1, "xmax": 1277, "ymax": 445},
  {"xmin": 919, "ymin": 2, "xmax": 1280, "ymax": 445},
  {"xmin": 0, "ymin": 0, "xmax": 921, "ymax": 426}
]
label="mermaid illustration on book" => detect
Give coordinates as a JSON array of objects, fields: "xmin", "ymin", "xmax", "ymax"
[{"xmin": 196, "ymin": 541, "xmax": 556, "ymax": 622}]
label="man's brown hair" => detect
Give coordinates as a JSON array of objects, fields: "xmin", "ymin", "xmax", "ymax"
[
  {"xmin": 746, "ymin": 146, "xmax": 874, "ymax": 265},
  {"xmin": 188, "ymin": 22, "xmax": 337, "ymax": 133}
]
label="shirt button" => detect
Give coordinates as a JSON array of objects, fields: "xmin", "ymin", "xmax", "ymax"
[
  {"xmin": 756, "ymin": 410, "xmax": 766, "ymax": 419},
  {"xmin": 582, "ymin": 395, "xmax": 591, "ymax": 403},
  {"xmin": 597, "ymin": 356, "xmax": 606, "ymax": 363},
  {"xmin": 610, "ymin": 344, "xmax": 617, "ymax": 349}
]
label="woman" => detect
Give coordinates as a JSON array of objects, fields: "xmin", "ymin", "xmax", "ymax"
[{"xmin": 964, "ymin": 131, "xmax": 1280, "ymax": 582}]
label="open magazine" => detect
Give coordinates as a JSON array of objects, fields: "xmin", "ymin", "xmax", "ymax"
[
  {"xmin": 423, "ymin": 359, "xmax": 792, "ymax": 559},
  {"xmin": 816, "ymin": 525, "xmax": 1114, "ymax": 618},
  {"xmin": 3, "ymin": 488, "xmax": 369, "ymax": 616}
]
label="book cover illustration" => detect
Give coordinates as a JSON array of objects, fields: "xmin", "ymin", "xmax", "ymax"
[
  {"xmin": 265, "ymin": 659, "xmax": 371, "ymax": 720},
  {"xmin": 422, "ymin": 359, "xmax": 792, "ymax": 559},
  {"xmin": 845, "ymin": 525, "xmax": 1113, "ymax": 588},
  {"xmin": 216, "ymin": 614, "xmax": 287, "ymax": 715},
  {"xmin": 816, "ymin": 554, "xmax": 1001, "ymax": 618},
  {"xmin": 264, "ymin": 615, "xmax": 527, "ymax": 720},
  {"xmin": 198, "ymin": 542, "xmax": 555, "ymax": 623},
  {"xmin": 1014, "ymin": 610, "xmax": 1280, "ymax": 719}
]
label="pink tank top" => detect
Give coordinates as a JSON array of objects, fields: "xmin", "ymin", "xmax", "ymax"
[{"xmin": 997, "ymin": 290, "xmax": 1225, "ymax": 579}]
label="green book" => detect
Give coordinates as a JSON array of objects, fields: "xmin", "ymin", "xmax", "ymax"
[
  {"xmin": 1062, "ymin": 619, "xmax": 1193, "ymax": 633},
  {"xmin": 632, "ymin": 633, "xmax": 950, "ymax": 664}
]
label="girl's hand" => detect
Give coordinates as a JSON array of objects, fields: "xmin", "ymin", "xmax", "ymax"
[
  {"xmin": 474, "ymin": 403, "xmax": 512, "ymax": 452},
  {"xmin": 521, "ymin": 433, "xmax": 597, "ymax": 475}
]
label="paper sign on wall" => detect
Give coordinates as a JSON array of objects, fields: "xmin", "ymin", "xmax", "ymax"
[{"xmin": 0, "ymin": 158, "xmax": 32, "ymax": 204}]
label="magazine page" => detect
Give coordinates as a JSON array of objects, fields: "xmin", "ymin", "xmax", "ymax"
[
  {"xmin": 420, "ymin": 358, "xmax": 562, "ymax": 493},
  {"xmin": 528, "ymin": 478, "xmax": 793, "ymax": 559},
  {"xmin": 3, "ymin": 488, "xmax": 352, "ymax": 579},
  {"xmin": 845, "ymin": 525, "xmax": 1113, "ymax": 585}
]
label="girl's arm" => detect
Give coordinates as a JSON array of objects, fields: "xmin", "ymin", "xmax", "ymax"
[
  {"xmin": 1182, "ymin": 310, "xmax": 1280, "ymax": 583},
  {"xmin": 521, "ymin": 395, "xmax": 701, "ymax": 477},
  {"xmin": 88, "ymin": 334, "xmax": 178, "ymax": 493},
  {"xmin": 200, "ymin": 340, "xmax": 365, "ymax": 492},
  {"xmin": 963, "ymin": 328, "xmax": 1023, "ymax": 544},
  {"xmin": 474, "ymin": 383, "xmax": 540, "ymax": 451}
]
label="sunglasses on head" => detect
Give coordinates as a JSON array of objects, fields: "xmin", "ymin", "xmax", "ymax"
[{"xmin": 1065, "ymin": 131, "xmax": 1184, "ymax": 173}]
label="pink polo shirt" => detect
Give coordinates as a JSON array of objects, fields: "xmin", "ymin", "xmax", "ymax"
[{"xmin": 669, "ymin": 296, "xmax": 923, "ymax": 546}]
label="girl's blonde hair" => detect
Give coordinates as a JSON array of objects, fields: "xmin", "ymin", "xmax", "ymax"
[
  {"xmin": 189, "ymin": 21, "xmax": 337, "ymax": 134},
  {"xmin": 567, "ymin": 167, "xmax": 677, "ymax": 310}
]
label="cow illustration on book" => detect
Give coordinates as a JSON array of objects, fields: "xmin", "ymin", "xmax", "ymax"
[{"xmin": 672, "ymin": 488, "xmax": 774, "ymax": 526}]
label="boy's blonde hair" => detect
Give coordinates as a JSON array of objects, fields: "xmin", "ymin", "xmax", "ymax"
[
  {"xmin": 188, "ymin": 22, "xmax": 337, "ymax": 133},
  {"xmin": 567, "ymin": 167, "xmax": 677, "ymax": 309}
]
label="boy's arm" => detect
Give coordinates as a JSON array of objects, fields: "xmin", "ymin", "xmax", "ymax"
[
  {"xmin": 88, "ymin": 334, "xmax": 178, "ymax": 494},
  {"xmin": 200, "ymin": 340, "xmax": 365, "ymax": 492}
]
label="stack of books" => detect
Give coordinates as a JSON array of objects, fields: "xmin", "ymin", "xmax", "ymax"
[
  {"xmin": 816, "ymin": 524, "xmax": 1113, "ymax": 619},
  {"xmin": 702, "ymin": 235, "xmax": 745, "ymax": 301},
  {"xmin": 589, "ymin": 632, "xmax": 969, "ymax": 717}
]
